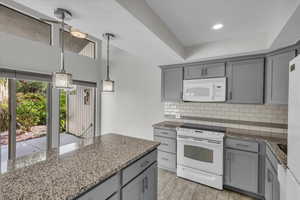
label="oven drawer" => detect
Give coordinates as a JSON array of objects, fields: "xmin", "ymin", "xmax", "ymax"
[
  {"xmin": 154, "ymin": 136, "xmax": 176, "ymax": 154},
  {"xmin": 154, "ymin": 128, "xmax": 176, "ymax": 139},
  {"xmin": 225, "ymin": 138, "xmax": 259, "ymax": 153},
  {"xmin": 157, "ymin": 151, "xmax": 176, "ymax": 172}
]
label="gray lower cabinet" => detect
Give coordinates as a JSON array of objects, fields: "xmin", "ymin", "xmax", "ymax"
[
  {"xmin": 227, "ymin": 58, "xmax": 264, "ymax": 104},
  {"xmin": 77, "ymin": 174, "xmax": 119, "ymax": 200},
  {"xmin": 161, "ymin": 67, "xmax": 183, "ymax": 102},
  {"xmin": 224, "ymin": 149, "xmax": 259, "ymax": 194},
  {"xmin": 122, "ymin": 163, "xmax": 157, "ymax": 200},
  {"xmin": 153, "ymin": 128, "xmax": 177, "ymax": 172},
  {"xmin": 265, "ymin": 50, "xmax": 296, "ymax": 104},
  {"xmin": 77, "ymin": 150, "xmax": 158, "ymax": 200},
  {"xmin": 265, "ymin": 146, "xmax": 280, "ymax": 200},
  {"xmin": 184, "ymin": 62, "xmax": 225, "ymax": 79}
]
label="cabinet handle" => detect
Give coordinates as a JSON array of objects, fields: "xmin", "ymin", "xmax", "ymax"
[
  {"xmin": 228, "ymin": 153, "xmax": 231, "ymax": 183},
  {"xmin": 229, "ymin": 91, "xmax": 232, "ymax": 100},
  {"xmin": 205, "ymin": 68, "xmax": 208, "ymax": 75},
  {"xmin": 142, "ymin": 177, "xmax": 145, "ymax": 193},
  {"xmin": 161, "ymin": 157, "xmax": 169, "ymax": 161},
  {"xmin": 140, "ymin": 160, "xmax": 150, "ymax": 168},
  {"xmin": 145, "ymin": 176, "xmax": 148, "ymax": 190},
  {"xmin": 160, "ymin": 132, "xmax": 169, "ymax": 135},
  {"xmin": 267, "ymin": 169, "xmax": 273, "ymax": 182},
  {"xmin": 235, "ymin": 143, "xmax": 249, "ymax": 148}
]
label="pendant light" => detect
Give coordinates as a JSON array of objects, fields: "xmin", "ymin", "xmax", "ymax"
[
  {"xmin": 52, "ymin": 8, "xmax": 73, "ymax": 90},
  {"xmin": 102, "ymin": 33, "xmax": 115, "ymax": 92}
]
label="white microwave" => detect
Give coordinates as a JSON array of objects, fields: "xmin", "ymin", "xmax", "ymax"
[{"xmin": 183, "ymin": 77, "xmax": 226, "ymax": 102}]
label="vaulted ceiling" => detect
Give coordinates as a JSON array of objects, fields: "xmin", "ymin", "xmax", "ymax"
[{"xmin": 3, "ymin": 0, "xmax": 300, "ymax": 64}]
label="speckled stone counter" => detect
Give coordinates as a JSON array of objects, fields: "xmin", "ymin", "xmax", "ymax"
[
  {"xmin": 153, "ymin": 121, "xmax": 287, "ymax": 168},
  {"xmin": 0, "ymin": 134, "xmax": 160, "ymax": 200}
]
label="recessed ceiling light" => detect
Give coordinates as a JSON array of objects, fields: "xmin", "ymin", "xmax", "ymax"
[{"xmin": 212, "ymin": 23, "xmax": 224, "ymax": 30}]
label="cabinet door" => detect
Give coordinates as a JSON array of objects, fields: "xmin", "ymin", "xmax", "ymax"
[
  {"xmin": 224, "ymin": 149, "xmax": 259, "ymax": 194},
  {"xmin": 227, "ymin": 59, "xmax": 264, "ymax": 104},
  {"xmin": 265, "ymin": 158, "xmax": 280, "ymax": 200},
  {"xmin": 203, "ymin": 62, "xmax": 225, "ymax": 78},
  {"xmin": 143, "ymin": 163, "xmax": 158, "ymax": 200},
  {"xmin": 184, "ymin": 62, "xmax": 225, "ymax": 79},
  {"xmin": 161, "ymin": 67, "xmax": 183, "ymax": 102},
  {"xmin": 122, "ymin": 173, "xmax": 144, "ymax": 200},
  {"xmin": 184, "ymin": 65, "xmax": 205, "ymax": 79},
  {"xmin": 265, "ymin": 50, "xmax": 295, "ymax": 104}
]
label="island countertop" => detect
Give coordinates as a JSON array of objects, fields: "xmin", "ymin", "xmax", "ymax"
[{"xmin": 0, "ymin": 134, "xmax": 160, "ymax": 200}]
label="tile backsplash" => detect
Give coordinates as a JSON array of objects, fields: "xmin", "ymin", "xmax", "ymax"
[{"xmin": 164, "ymin": 102, "xmax": 288, "ymax": 137}]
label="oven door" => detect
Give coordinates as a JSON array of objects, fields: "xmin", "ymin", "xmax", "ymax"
[{"xmin": 177, "ymin": 136, "xmax": 223, "ymax": 175}]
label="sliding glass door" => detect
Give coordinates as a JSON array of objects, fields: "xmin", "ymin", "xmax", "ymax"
[{"xmin": 15, "ymin": 80, "xmax": 48, "ymax": 158}]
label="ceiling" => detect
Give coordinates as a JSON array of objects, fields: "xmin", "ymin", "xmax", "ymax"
[
  {"xmin": 3, "ymin": 0, "xmax": 300, "ymax": 64},
  {"xmin": 145, "ymin": 0, "xmax": 298, "ymax": 47}
]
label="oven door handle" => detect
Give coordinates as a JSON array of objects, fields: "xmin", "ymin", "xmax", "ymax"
[{"xmin": 177, "ymin": 136, "xmax": 221, "ymax": 145}]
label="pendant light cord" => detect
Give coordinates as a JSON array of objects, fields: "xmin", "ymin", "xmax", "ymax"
[
  {"xmin": 60, "ymin": 13, "xmax": 65, "ymax": 73},
  {"xmin": 106, "ymin": 34, "xmax": 110, "ymax": 81}
]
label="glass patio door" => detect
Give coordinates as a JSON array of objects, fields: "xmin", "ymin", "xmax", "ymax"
[
  {"xmin": 0, "ymin": 69, "xmax": 51, "ymax": 160},
  {"xmin": 15, "ymin": 79, "xmax": 49, "ymax": 158}
]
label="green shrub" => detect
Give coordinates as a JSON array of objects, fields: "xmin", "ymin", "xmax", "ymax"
[
  {"xmin": 0, "ymin": 101, "xmax": 9, "ymax": 132},
  {"xmin": 59, "ymin": 91, "xmax": 66, "ymax": 132},
  {"xmin": 16, "ymin": 93, "xmax": 47, "ymax": 132}
]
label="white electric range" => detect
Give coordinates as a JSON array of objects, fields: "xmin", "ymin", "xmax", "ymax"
[{"xmin": 177, "ymin": 125, "xmax": 225, "ymax": 190}]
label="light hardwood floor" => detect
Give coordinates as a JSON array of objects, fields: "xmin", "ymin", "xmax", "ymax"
[{"xmin": 158, "ymin": 169, "xmax": 256, "ymax": 200}]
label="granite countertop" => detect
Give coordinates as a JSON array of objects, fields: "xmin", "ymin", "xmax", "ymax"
[
  {"xmin": 0, "ymin": 134, "xmax": 160, "ymax": 200},
  {"xmin": 153, "ymin": 121, "xmax": 287, "ymax": 168}
]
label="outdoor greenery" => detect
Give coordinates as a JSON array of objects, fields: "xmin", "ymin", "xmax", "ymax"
[
  {"xmin": 0, "ymin": 100, "xmax": 9, "ymax": 132},
  {"xmin": 0, "ymin": 80, "xmax": 67, "ymax": 133},
  {"xmin": 60, "ymin": 91, "xmax": 67, "ymax": 132}
]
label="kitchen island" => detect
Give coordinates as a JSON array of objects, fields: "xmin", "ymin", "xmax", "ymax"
[{"xmin": 0, "ymin": 134, "xmax": 160, "ymax": 200}]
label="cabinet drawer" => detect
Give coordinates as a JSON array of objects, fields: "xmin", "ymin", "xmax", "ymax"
[
  {"xmin": 122, "ymin": 150, "xmax": 157, "ymax": 186},
  {"xmin": 154, "ymin": 128, "xmax": 176, "ymax": 139},
  {"xmin": 154, "ymin": 136, "xmax": 176, "ymax": 154},
  {"xmin": 77, "ymin": 174, "xmax": 119, "ymax": 200},
  {"xmin": 225, "ymin": 138, "xmax": 259, "ymax": 153},
  {"xmin": 158, "ymin": 150, "xmax": 176, "ymax": 172}
]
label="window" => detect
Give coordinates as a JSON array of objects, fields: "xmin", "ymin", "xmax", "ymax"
[
  {"xmin": 0, "ymin": 4, "xmax": 51, "ymax": 45},
  {"xmin": 63, "ymin": 31, "xmax": 96, "ymax": 59},
  {"xmin": 59, "ymin": 82, "xmax": 96, "ymax": 146}
]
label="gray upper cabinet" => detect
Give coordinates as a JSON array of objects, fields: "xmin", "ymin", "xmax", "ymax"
[
  {"xmin": 184, "ymin": 62, "xmax": 225, "ymax": 79},
  {"xmin": 161, "ymin": 67, "xmax": 183, "ymax": 102},
  {"xmin": 224, "ymin": 148, "xmax": 259, "ymax": 194},
  {"xmin": 265, "ymin": 50, "xmax": 296, "ymax": 105},
  {"xmin": 227, "ymin": 58, "xmax": 264, "ymax": 104}
]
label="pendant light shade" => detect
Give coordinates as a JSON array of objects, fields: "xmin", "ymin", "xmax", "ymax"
[
  {"xmin": 52, "ymin": 71, "xmax": 73, "ymax": 89},
  {"xmin": 52, "ymin": 8, "xmax": 74, "ymax": 90},
  {"xmin": 102, "ymin": 80, "xmax": 115, "ymax": 92},
  {"xmin": 102, "ymin": 33, "xmax": 115, "ymax": 92}
]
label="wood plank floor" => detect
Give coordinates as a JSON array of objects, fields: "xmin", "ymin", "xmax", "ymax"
[{"xmin": 158, "ymin": 169, "xmax": 256, "ymax": 200}]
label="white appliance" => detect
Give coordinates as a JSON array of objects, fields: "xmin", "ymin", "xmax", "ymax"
[
  {"xmin": 183, "ymin": 77, "xmax": 226, "ymax": 102},
  {"xmin": 287, "ymin": 55, "xmax": 300, "ymax": 200},
  {"xmin": 177, "ymin": 126, "xmax": 224, "ymax": 189}
]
